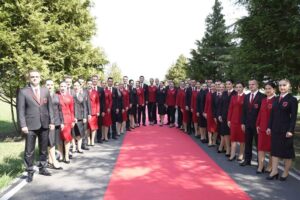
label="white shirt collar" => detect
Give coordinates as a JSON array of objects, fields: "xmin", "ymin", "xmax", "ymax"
[
  {"xmin": 30, "ymin": 84, "xmax": 40, "ymax": 90},
  {"xmin": 251, "ymin": 90, "xmax": 258, "ymax": 96},
  {"xmin": 238, "ymin": 92, "xmax": 244, "ymax": 96},
  {"xmin": 228, "ymin": 89, "xmax": 233, "ymax": 93},
  {"xmin": 267, "ymin": 94, "xmax": 275, "ymax": 99},
  {"xmin": 280, "ymin": 93, "xmax": 288, "ymax": 98}
]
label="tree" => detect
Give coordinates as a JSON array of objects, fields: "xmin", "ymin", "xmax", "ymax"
[
  {"xmin": 187, "ymin": 0, "xmax": 234, "ymax": 81},
  {"xmin": 234, "ymin": 0, "xmax": 300, "ymax": 92},
  {"xmin": 106, "ymin": 63, "xmax": 122, "ymax": 83},
  {"xmin": 0, "ymin": 0, "xmax": 108, "ymax": 132},
  {"xmin": 165, "ymin": 55, "xmax": 188, "ymax": 86}
]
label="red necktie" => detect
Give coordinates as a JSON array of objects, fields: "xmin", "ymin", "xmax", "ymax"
[
  {"xmin": 250, "ymin": 93, "xmax": 254, "ymax": 104},
  {"xmin": 34, "ymin": 88, "xmax": 40, "ymax": 103},
  {"xmin": 279, "ymin": 95, "xmax": 283, "ymax": 102}
]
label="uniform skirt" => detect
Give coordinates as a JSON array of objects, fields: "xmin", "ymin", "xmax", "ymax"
[
  {"xmin": 230, "ymin": 123, "xmax": 245, "ymax": 142},
  {"xmin": 88, "ymin": 115, "xmax": 98, "ymax": 131},
  {"xmin": 103, "ymin": 112, "xmax": 112, "ymax": 126},
  {"xmin": 258, "ymin": 130, "xmax": 271, "ymax": 152},
  {"xmin": 114, "ymin": 111, "xmax": 123, "ymax": 123},
  {"xmin": 192, "ymin": 111, "xmax": 198, "ymax": 123},
  {"xmin": 122, "ymin": 110, "xmax": 128, "ymax": 121},
  {"xmin": 48, "ymin": 126, "xmax": 63, "ymax": 147},
  {"xmin": 158, "ymin": 104, "xmax": 166, "ymax": 115},
  {"xmin": 207, "ymin": 114, "xmax": 217, "ymax": 133},
  {"xmin": 271, "ymin": 131, "xmax": 295, "ymax": 159},
  {"xmin": 129, "ymin": 105, "xmax": 137, "ymax": 115},
  {"xmin": 61, "ymin": 124, "xmax": 72, "ymax": 142},
  {"xmin": 74, "ymin": 120, "xmax": 85, "ymax": 138},
  {"xmin": 219, "ymin": 121, "xmax": 230, "ymax": 136},
  {"xmin": 199, "ymin": 115, "xmax": 207, "ymax": 128}
]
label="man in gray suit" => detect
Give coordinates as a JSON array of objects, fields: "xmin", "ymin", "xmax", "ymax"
[{"xmin": 17, "ymin": 70, "xmax": 54, "ymax": 182}]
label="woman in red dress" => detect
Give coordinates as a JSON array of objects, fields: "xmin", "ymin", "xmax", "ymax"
[
  {"xmin": 136, "ymin": 81, "xmax": 145, "ymax": 127},
  {"xmin": 101, "ymin": 80, "xmax": 112, "ymax": 141},
  {"xmin": 256, "ymin": 82, "xmax": 276, "ymax": 173},
  {"xmin": 58, "ymin": 81, "xmax": 74, "ymax": 163},
  {"xmin": 192, "ymin": 82, "xmax": 201, "ymax": 136},
  {"xmin": 86, "ymin": 79, "xmax": 100, "ymax": 146},
  {"xmin": 204, "ymin": 83, "xmax": 218, "ymax": 146},
  {"xmin": 227, "ymin": 82, "xmax": 245, "ymax": 161},
  {"xmin": 148, "ymin": 78, "xmax": 157, "ymax": 125},
  {"xmin": 120, "ymin": 83, "xmax": 129, "ymax": 133}
]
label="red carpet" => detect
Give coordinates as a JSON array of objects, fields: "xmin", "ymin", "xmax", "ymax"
[{"xmin": 104, "ymin": 125, "xmax": 251, "ymax": 200}]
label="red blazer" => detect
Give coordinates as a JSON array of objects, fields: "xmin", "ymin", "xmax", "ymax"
[
  {"xmin": 191, "ymin": 90, "xmax": 200, "ymax": 112},
  {"xmin": 137, "ymin": 87, "xmax": 145, "ymax": 106},
  {"xmin": 148, "ymin": 85, "xmax": 157, "ymax": 103},
  {"xmin": 204, "ymin": 91, "xmax": 213, "ymax": 117},
  {"xmin": 121, "ymin": 88, "xmax": 130, "ymax": 109},
  {"xmin": 104, "ymin": 88, "xmax": 112, "ymax": 112},
  {"xmin": 228, "ymin": 94, "xmax": 245, "ymax": 125},
  {"xmin": 256, "ymin": 97, "xmax": 275, "ymax": 131},
  {"xmin": 88, "ymin": 89, "xmax": 100, "ymax": 115},
  {"xmin": 58, "ymin": 93, "xmax": 74, "ymax": 124},
  {"xmin": 176, "ymin": 88, "xmax": 185, "ymax": 108},
  {"xmin": 166, "ymin": 88, "xmax": 176, "ymax": 106}
]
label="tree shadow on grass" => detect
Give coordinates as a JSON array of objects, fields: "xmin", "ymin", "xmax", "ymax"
[{"xmin": 0, "ymin": 120, "xmax": 23, "ymax": 142}]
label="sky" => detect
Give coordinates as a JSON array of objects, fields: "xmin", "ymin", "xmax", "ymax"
[{"xmin": 90, "ymin": 0, "xmax": 247, "ymax": 81}]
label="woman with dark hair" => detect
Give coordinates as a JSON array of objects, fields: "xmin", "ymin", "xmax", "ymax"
[
  {"xmin": 267, "ymin": 79, "xmax": 298, "ymax": 181},
  {"xmin": 166, "ymin": 81, "xmax": 177, "ymax": 128},
  {"xmin": 227, "ymin": 82, "xmax": 245, "ymax": 161},
  {"xmin": 120, "ymin": 82, "xmax": 129, "ymax": 133},
  {"xmin": 102, "ymin": 80, "xmax": 112, "ymax": 142},
  {"xmin": 256, "ymin": 82, "xmax": 276, "ymax": 173},
  {"xmin": 156, "ymin": 81, "xmax": 167, "ymax": 126},
  {"xmin": 114, "ymin": 82, "xmax": 124, "ymax": 136}
]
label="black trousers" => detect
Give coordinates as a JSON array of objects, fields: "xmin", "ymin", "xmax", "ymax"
[
  {"xmin": 148, "ymin": 102, "xmax": 157, "ymax": 122},
  {"xmin": 167, "ymin": 106, "xmax": 176, "ymax": 124},
  {"xmin": 138, "ymin": 105, "xmax": 146, "ymax": 125},
  {"xmin": 187, "ymin": 110, "xmax": 192, "ymax": 133},
  {"xmin": 96, "ymin": 115, "xmax": 103, "ymax": 142},
  {"xmin": 177, "ymin": 107, "xmax": 183, "ymax": 127},
  {"xmin": 244, "ymin": 126, "xmax": 258, "ymax": 162},
  {"xmin": 24, "ymin": 128, "xmax": 48, "ymax": 172}
]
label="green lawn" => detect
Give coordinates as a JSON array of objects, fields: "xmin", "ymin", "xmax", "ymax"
[{"xmin": 0, "ymin": 141, "xmax": 25, "ymax": 190}]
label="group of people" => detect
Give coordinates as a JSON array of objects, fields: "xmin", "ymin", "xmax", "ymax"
[{"xmin": 17, "ymin": 69, "xmax": 298, "ymax": 183}]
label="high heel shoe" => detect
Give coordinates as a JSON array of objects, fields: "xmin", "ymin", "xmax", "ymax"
[
  {"xmin": 266, "ymin": 173, "xmax": 279, "ymax": 180},
  {"xmin": 280, "ymin": 175, "xmax": 288, "ymax": 181},
  {"xmin": 228, "ymin": 155, "xmax": 236, "ymax": 161},
  {"xmin": 256, "ymin": 167, "xmax": 265, "ymax": 174},
  {"xmin": 225, "ymin": 154, "xmax": 230, "ymax": 157}
]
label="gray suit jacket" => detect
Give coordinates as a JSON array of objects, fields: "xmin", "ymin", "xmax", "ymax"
[
  {"xmin": 73, "ymin": 92, "xmax": 88, "ymax": 120},
  {"xmin": 51, "ymin": 93, "xmax": 64, "ymax": 126},
  {"xmin": 17, "ymin": 85, "xmax": 54, "ymax": 130}
]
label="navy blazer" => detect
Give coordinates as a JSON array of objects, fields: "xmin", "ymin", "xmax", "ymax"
[
  {"xmin": 268, "ymin": 94, "xmax": 298, "ymax": 133},
  {"xmin": 156, "ymin": 88, "xmax": 166, "ymax": 104},
  {"xmin": 242, "ymin": 91, "xmax": 265, "ymax": 128},
  {"xmin": 129, "ymin": 87, "xmax": 138, "ymax": 105},
  {"xmin": 196, "ymin": 89, "xmax": 208, "ymax": 114},
  {"xmin": 97, "ymin": 86, "xmax": 105, "ymax": 114},
  {"xmin": 212, "ymin": 92, "xmax": 222, "ymax": 119},
  {"xmin": 218, "ymin": 90, "xmax": 237, "ymax": 121},
  {"xmin": 185, "ymin": 87, "xmax": 192, "ymax": 108}
]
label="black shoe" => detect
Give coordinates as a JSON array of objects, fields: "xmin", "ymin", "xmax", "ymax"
[
  {"xmin": 266, "ymin": 173, "xmax": 279, "ymax": 180},
  {"xmin": 256, "ymin": 167, "xmax": 265, "ymax": 174},
  {"xmin": 228, "ymin": 155, "xmax": 236, "ymax": 161},
  {"xmin": 217, "ymin": 150, "xmax": 222, "ymax": 153},
  {"xmin": 39, "ymin": 169, "xmax": 51, "ymax": 176},
  {"xmin": 280, "ymin": 175, "xmax": 288, "ymax": 181},
  {"xmin": 225, "ymin": 154, "xmax": 230, "ymax": 157},
  {"xmin": 97, "ymin": 140, "xmax": 103, "ymax": 144},
  {"xmin": 27, "ymin": 172, "xmax": 34, "ymax": 183},
  {"xmin": 240, "ymin": 160, "xmax": 251, "ymax": 166},
  {"xmin": 143, "ymin": 123, "xmax": 146, "ymax": 126},
  {"xmin": 112, "ymin": 137, "xmax": 118, "ymax": 140},
  {"xmin": 77, "ymin": 150, "xmax": 84, "ymax": 154},
  {"xmin": 82, "ymin": 146, "xmax": 90, "ymax": 150},
  {"xmin": 64, "ymin": 160, "xmax": 70, "ymax": 164},
  {"xmin": 69, "ymin": 155, "xmax": 73, "ymax": 159}
]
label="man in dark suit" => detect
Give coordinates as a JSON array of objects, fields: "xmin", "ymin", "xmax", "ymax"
[
  {"xmin": 123, "ymin": 76, "xmax": 131, "ymax": 130},
  {"xmin": 108, "ymin": 77, "xmax": 119, "ymax": 139},
  {"xmin": 139, "ymin": 75, "xmax": 148, "ymax": 126},
  {"xmin": 185, "ymin": 80, "xmax": 196, "ymax": 134},
  {"xmin": 17, "ymin": 70, "xmax": 54, "ymax": 182},
  {"xmin": 240, "ymin": 79, "xmax": 265, "ymax": 166}
]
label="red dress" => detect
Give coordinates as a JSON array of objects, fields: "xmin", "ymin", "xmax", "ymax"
[
  {"xmin": 58, "ymin": 93, "xmax": 74, "ymax": 142},
  {"xmin": 166, "ymin": 88, "xmax": 176, "ymax": 106},
  {"xmin": 204, "ymin": 92, "xmax": 217, "ymax": 133},
  {"xmin": 88, "ymin": 89, "xmax": 100, "ymax": 131},
  {"xmin": 137, "ymin": 87, "xmax": 145, "ymax": 106},
  {"xmin": 191, "ymin": 90, "xmax": 199, "ymax": 123},
  {"xmin": 176, "ymin": 88, "xmax": 188, "ymax": 123},
  {"xmin": 148, "ymin": 85, "xmax": 157, "ymax": 103},
  {"xmin": 256, "ymin": 97, "xmax": 274, "ymax": 152},
  {"xmin": 227, "ymin": 94, "xmax": 245, "ymax": 142},
  {"xmin": 121, "ymin": 88, "xmax": 129, "ymax": 121},
  {"xmin": 102, "ymin": 88, "xmax": 112, "ymax": 126}
]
